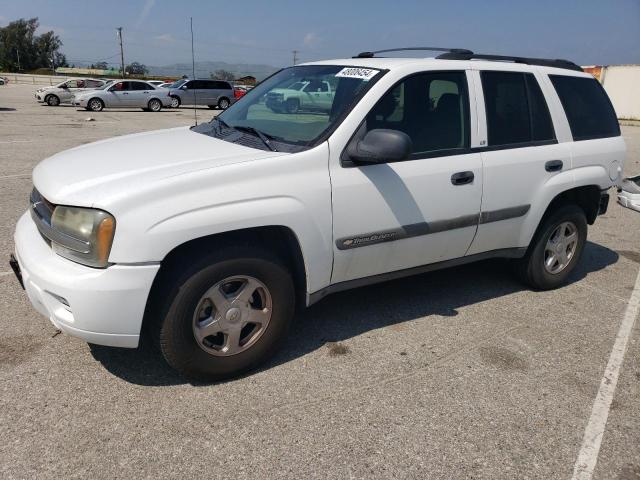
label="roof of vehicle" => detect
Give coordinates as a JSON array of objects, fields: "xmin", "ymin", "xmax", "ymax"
[{"xmin": 301, "ymin": 48, "xmax": 590, "ymax": 77}]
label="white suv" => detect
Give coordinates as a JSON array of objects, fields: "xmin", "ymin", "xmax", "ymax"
[{"xmin": 11, "ymin": 48, "xmax": 625, "ymax": 380}]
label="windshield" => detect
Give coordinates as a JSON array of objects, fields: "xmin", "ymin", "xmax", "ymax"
[
  {"xmin": 169, "ymin": 79, "xmax": 187, "ymax": 89},
  {"xmin": 194, "ymin": 65, "xmax": 383, "ymax": 149}
]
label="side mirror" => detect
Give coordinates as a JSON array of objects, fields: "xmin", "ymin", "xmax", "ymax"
[
  {"xmin": 180, "ymin": 85, "xmax": 188, "ymax": 90},
  {"xmin": 347, "ymin": 129, "xmax": 412, "ymax": 165}
]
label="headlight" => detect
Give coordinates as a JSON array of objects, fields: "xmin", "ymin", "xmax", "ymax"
[{"xmin": 50, "ymin": 206, "xmax": 116, "ymax": 268}]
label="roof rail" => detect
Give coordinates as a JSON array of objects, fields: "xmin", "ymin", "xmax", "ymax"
[
  {"xmin": 354, "ymin": 47, "xmax": 473, "ymax": 59},
  {"xmin": 436, "ymin": 51, "xmax": 582, "ymax": 72}
]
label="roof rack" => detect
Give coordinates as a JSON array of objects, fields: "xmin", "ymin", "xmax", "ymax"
[
  {"xmin": 353, "ymin": 47, "xmax": 582, "ymax": 72},
  {"xmin": 354, "ymin": 47, "xmax": 473, "ymax": 58},
  {"xmin": 436, "ymin": 51, "xmax": 582, "ymax": 71}
]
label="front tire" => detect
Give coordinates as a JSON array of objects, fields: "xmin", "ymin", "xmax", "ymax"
[
  {"xmin": 515, "ymin": 204, "xmax": 587, "ymax": 290},
  {"xmin": 46, "ymin": 94, "xmax": 60, "ymax": 106},
  {"xmin": 285, "ymin": 98, "xmax": 300, "ymax": 113},
  {"xmin": 155, "ymin": 246, "xmax": 295, "ymax": 381},
  {"xmin": 88, "ymin": 98, "xmax": 104, "ymax": 112},
  {"xmin": 170, "ymin": 96, "xmax": 181, "ymax": 108}
]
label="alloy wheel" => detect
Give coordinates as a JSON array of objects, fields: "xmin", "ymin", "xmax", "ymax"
[
  {"xmin": 544, "ymin": 221, "xmax": 578, "ymax": 274},
  {"xmin": 192, "ymin": 275, "xmax": 272, "ymax": 356}
]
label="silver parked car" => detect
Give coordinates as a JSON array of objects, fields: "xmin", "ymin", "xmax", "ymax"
[
  {"xmin": 167, "ymin": 79, "xmax": 236, "ymax": 109},
  {"xmin": 35, "ymin": 78, "xmax": 107, "ymax": 106},
  {"xmin": 72, "ymin": 80, "xmax": 172, "ymax": 112}
]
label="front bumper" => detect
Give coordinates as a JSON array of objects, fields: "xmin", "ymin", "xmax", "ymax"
[{"xmin": 13, "ymin": 212, "xmax": 160, "ymax": 348}]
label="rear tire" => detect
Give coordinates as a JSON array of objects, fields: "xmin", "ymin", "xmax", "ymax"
[
  {"xmin": 514, "ymin": 204, "xmax": 587, "ymax": 290},
  {"xmin": 217, "ymin": 97, "xmax": 230, "ymax": 110},
  {"xmin": 148, "ymin": 98, "xmax": 162, "ymax": 112},
  {"xmin": 154, "ymin": 246, "xmax": 295, "ymax": 381},
  {"xmin": 46, "ymin": 94, "xmax": 60, "ymax": 106}
]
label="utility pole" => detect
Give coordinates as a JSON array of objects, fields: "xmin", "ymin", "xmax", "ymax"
[
  {"xmin": 16, "ymin": 48, "xmax": 21, "ymax": 72},
  {"xmin": 292, "ymin": 50, "xmax": 298, "ymax": 65},
  {"xmin": 117, "ymin": 27, "xmax": 125, "ymax": 77}
]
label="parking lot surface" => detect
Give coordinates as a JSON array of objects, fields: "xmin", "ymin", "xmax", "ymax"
[{"xmin": 1, "ymin": 83, "xmax": 639, "ymax": 479}]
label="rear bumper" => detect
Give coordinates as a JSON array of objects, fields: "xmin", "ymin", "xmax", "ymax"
[{"xmin": 13, "ymin": 212, "xmax": 160, "ymax": 348}]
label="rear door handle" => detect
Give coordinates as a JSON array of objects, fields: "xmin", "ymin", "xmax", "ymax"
[
  {"xmin": 451, "ymin": 171, "xmax": 474, "ymax": 186},
  {"xmin": 545, "ymin": 160, "xmax": 563, "ymax": 172}
]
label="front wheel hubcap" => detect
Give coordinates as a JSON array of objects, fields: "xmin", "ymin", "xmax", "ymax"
[
  {"xmin": 544, "ymin": 221, "xmax": 578, "ymax": 274},
  {"xmin": 192, "ymin": 275, "xmax": 272, "ymax": 356}
]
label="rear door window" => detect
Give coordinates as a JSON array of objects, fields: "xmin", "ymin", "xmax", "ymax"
[
  {"xmin": 481, "ymin": 71, "xmax": 555, "ymax": 147},
  {"xmin": 131, "ymin": 82, "xmax": 151, "ymax": 90},
  {"xmin": 549, "ymin": 75, "xmax": 620, "ymax": 141}
]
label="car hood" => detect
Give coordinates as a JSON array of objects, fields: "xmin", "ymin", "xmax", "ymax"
[{"xmin": 33, "ymin": 126, "xmax": 285, "ymax": 207}]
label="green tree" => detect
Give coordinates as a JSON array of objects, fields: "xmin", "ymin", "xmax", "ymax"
[
  {"xmin": 125, "ymin": 61, "xmax": 148, "ymax": 75},
  {"xmin": 211, "ymin": 69, "xmax": 235, "ymax": 81},
  {"xmin": 92, "ymin": 61, "xmax": 109, "ymax": 70},
  {"xmin": 0, "ymin": 18, "xmax": 67, "ymax": 71}
]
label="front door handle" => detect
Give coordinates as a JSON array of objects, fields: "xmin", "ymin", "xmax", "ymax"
[
  {"xmin": 545, "ymin": 160, "xmax": 563, "ymax": 172},
  {"xmin": 451, "ymin": 171, "xmax": 474, "ymax": 186}
]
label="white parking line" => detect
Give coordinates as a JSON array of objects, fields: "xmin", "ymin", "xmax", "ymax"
[
  {"xmin": 0, "ymin": 140, "xmax": 33, "ymax": 144},
  {"xmin": 571, "ymin": 266, "xmax": 640, "ymax": 480}
]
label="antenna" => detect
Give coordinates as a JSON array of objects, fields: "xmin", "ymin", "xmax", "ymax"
[{"xmin": 190, "ymin": 17, "xmax": 198, "ymax": 126}]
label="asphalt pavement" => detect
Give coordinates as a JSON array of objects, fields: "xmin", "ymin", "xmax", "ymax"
[{"xmin": 1, "ymin": 83, "xmax": 639, "ymax": 479}]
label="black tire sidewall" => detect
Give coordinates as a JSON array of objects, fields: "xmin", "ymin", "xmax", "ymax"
[
  {"xmin": 46, "ymin": 95, "xmax": 59, "ymax": 106},
  {"xmin": 525, "ymin": 205, "xmax": 587, "ymax": 289},
  {"xmin": 159, "ymin": 251, "xmax": 295, "ymax": 381}
]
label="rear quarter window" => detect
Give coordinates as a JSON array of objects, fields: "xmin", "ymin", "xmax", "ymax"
[{"xmin": 549, "ymin": 75, "xmax": 620, "ymax": 141}]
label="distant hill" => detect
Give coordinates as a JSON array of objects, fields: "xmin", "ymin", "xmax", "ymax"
[{"xmin": 147, "ymin": 61, "xmax": 281, "ymax": 80}]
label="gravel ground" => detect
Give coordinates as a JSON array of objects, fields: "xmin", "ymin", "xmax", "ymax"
[{"xmin": 1, "ymin": 83, "xmax": 639, "ymax": 479}]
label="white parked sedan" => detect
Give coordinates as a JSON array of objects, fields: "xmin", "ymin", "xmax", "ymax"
[
  {"xmin": 72, "ymin": 80, "xmax": 172, "ymax": 112},
  {"xmin": 35, "ymin": 78, "xmax": 107, "ymax": 106}
]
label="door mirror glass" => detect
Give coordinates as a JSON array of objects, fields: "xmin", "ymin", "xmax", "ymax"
[{"xmin": 347, "ymin": 129, "xmax": 412, "ymax": 164}]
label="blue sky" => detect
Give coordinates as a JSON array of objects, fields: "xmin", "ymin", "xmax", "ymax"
[{"xmin": 0, "ymin": 0, "xmax": 638, "ymax": 68}]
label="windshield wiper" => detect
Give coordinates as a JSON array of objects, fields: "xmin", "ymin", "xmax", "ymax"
[{"xmin": 232, "ymin": 125, "xmax": 278, "ymax": 152}]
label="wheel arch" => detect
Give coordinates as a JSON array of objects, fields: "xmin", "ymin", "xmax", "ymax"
[
  {"xmin": 521, "ymin": 183, "xmax": 603, "ymax": 253},
  {"xmin": 141, "ymin": 225, "xmax": 309, "ymax": 338}
]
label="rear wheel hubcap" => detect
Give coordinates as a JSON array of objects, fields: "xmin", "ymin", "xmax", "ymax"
[{"xmin": 544, "ymin": 221, "xmax": 578, "ymax": 274}]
